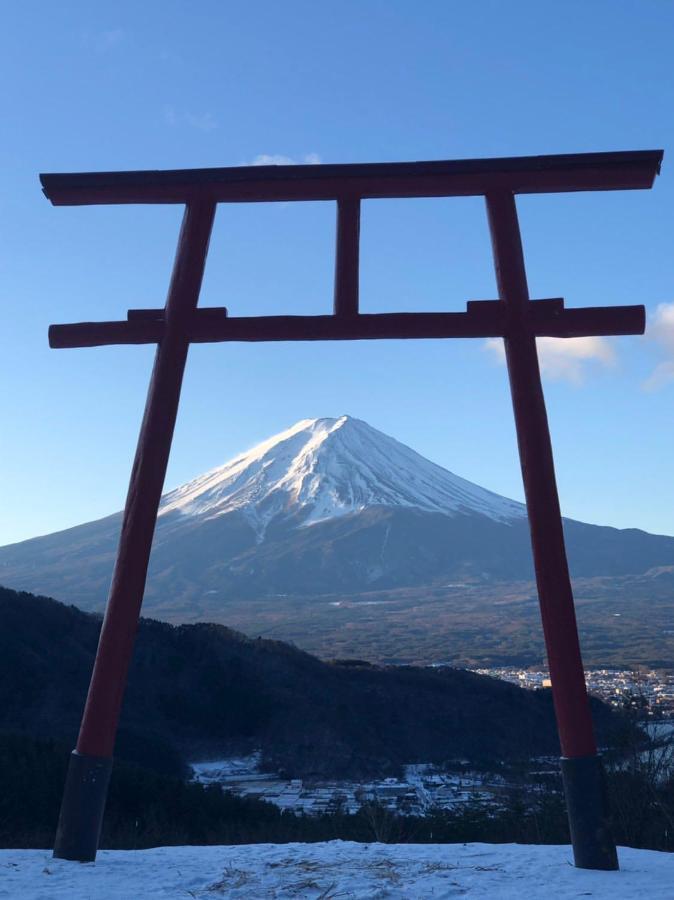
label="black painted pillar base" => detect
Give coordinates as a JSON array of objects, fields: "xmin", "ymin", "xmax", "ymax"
[
  {"xmin": 560, "ymin": 754, "xmax": 618, "ymax": 870},
  {"xmin": 53, "ymin": 750, "xmax": 113, "ymax": 862}
]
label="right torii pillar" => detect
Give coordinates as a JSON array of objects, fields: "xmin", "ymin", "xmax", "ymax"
[{"xmin": 487, "ymin": 189, "xmax": 617, "ymax": 869}]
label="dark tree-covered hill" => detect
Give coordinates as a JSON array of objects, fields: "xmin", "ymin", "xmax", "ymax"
[{"xmin": 0, "ymin": 585, "xmax": 623, "ymax": 780}]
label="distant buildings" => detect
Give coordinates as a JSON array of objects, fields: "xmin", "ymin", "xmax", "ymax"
[
  {"xmin": 472, "ymin": 668, "xmax": 674, "ymax": 718},
  {"xmin": 191, "ymin": 756, "xmax": 506, "ymax": 817}
]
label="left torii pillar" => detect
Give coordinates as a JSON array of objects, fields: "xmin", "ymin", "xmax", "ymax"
[{"xmin": 53, "ymin": 199, "xmax": 216, "ymax": 861}]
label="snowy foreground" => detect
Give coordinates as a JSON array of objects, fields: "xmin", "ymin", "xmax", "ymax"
[{"xmin": 1, "ymin": 842, "xmax": 671, "ymax": 899}]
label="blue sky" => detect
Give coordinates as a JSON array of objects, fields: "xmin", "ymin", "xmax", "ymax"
[{"xmin": 1, "ymin": 0, "xmax": 673, "ymax": 545}]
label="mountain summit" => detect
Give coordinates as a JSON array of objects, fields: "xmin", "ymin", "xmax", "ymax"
[
  {"xmin": 0, "ymin": 417, "xmax": 672, "ymax": 618},
  {"xmin": 159, "ymin": 416, "xmax": 525, "ymax": 538}
]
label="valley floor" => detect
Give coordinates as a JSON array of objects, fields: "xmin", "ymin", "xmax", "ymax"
[
  {"xmin": 1, "ymin": 842, "xmax": 671, "ymax": 899},
  {"xmin": 191, "ymin": 756, "xmax": 510, "ymax": 816}
]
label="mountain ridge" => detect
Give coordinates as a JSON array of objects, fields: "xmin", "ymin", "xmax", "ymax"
[{"xmin": 0, "ymin": 416, "xmax": 672, "ymax": 629}]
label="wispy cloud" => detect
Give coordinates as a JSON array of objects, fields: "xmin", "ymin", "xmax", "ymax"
[
  {"xmin": 185, "ymin": 112, "xmax": 218, "ymax": 133},
  {"xmin": 484, "ymin": 336, "xmax": 616, "ymax": 385},
  {"xmin": 644, "ymin": 360, "xmax": 674, "ymax": 391},
  {"xmin": 163, "ymin": 106, "xmax": 218, "ymax": 133},
  {"xmin": 643, "ymin": 302, "xmax": 674, "ymax": 391},
  {"xmin": 82, "ymin": 28, "xmax": 125, "ymax": 52},
  {"xmin": 249, "ymin": 153, "xmax": 322, "ymax": 166}
]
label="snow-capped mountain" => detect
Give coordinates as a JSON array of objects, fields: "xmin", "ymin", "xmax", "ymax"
[
  {"xmin": 158, "ymin": 416, "xmax": 526, "ymax": 538},
  {"xmin": 0, "ymin": 416, "xmax": 672, "ymax": 617}
]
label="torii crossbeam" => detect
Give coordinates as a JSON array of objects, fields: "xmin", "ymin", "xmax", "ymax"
[{"xmin": 42, "ymin": 149, "xmax": 663, "ymax": 869}]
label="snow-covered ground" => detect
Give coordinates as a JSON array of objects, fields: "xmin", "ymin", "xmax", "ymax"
[
  {"xmin": 1, "ymin": 842, "xmax": 671, "ymax": 899},
  {"xmin": 648, "ymin": 721, "xmax": 674, "ymax": 741}
]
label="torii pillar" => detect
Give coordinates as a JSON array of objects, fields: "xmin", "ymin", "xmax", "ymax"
[
  {"xmin": 487, "ymin": 189, "xmax": 614, "ymax": 866},
  {"xmin": 40, "ymin": 150, "xmax": 663, "ymax": 869}
]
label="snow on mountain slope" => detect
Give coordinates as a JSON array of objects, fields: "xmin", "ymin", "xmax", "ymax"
[{"xmin": 159, "ymin": 415, "xmax": 525, "ymax": 537}]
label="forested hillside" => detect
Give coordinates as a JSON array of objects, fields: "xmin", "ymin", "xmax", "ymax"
[{"xmin": 0, "ymin": 585, "xmax": 624, "ymax": 779}]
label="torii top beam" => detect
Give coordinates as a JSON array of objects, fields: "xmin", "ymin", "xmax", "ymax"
[
  {"xmin": 45, "ymin": 150, "xmax": 661, "ymax": 351},
  {"xmin": 41, "ymin": 149, "xmax": 661, "ymax": 205}
]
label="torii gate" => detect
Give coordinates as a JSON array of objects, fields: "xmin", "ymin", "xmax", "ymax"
[{"xmin": 41, "ymin": 150, "xmax": 663, "ymax": 869}]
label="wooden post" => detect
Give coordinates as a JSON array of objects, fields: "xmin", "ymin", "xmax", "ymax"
[
  {"xmin": 334, "ymin": 196, "xmax": 360, "ymax": 317},
  {"xmin": 485, "ymin": 190, "xmax": 618, "ymax": 870},
  {"xmin": 52, "ymin": 199, "xmax": 216, "ymax": 862}
]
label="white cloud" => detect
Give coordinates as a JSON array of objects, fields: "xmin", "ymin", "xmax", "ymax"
[
  {"xmin": 249, "ymin": 153, "xmax": 322, "ymax": 166},
  {"xmin": 484, "ymin": 336, "xmax": 616, "ymax": 385},
  {"xmin": 643, "ymin": 302, "xmax": 674, "ymax": 390},
  {"xmin": 649, "ymin": 302, "xmax": 674, "ymax": 351},
  {"xmin": 163, "ymin": 106, "xmax": 217, "ymax": 132},
  {"xmin": 643, "ymin": 360, "xmax": 674, "ymax": 391}
]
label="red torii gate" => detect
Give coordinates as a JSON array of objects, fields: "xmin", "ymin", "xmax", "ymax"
[{"xmin": 42, "ymin": 150, "xmax": 663, "ymax": 869}]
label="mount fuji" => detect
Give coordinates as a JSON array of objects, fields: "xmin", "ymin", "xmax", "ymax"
[
  {"xmin": 0, "ymin": 416, "xmax": 673, "ymax": 624},
  {"xmin": 159, "ymin": 415, "xmax": 526, "ymax": 535}
]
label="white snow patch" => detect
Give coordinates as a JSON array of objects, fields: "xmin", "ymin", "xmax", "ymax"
[
  {"xmin": 158, "ymin": 416, "xmax": 525, "ymax": 537},
  {"xmin": 1, "ymin": 842, "xmax": 671, "ymax": 899}
]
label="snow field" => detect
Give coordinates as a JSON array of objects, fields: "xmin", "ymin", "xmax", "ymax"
[{"xmin": 1, "ymin": 841, "xmax": 671, "ymax": 899}]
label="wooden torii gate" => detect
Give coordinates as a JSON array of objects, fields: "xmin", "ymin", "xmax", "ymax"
[{"xmin": 41, "ymin": 150, "xmax": 662, "ymax": 869}]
